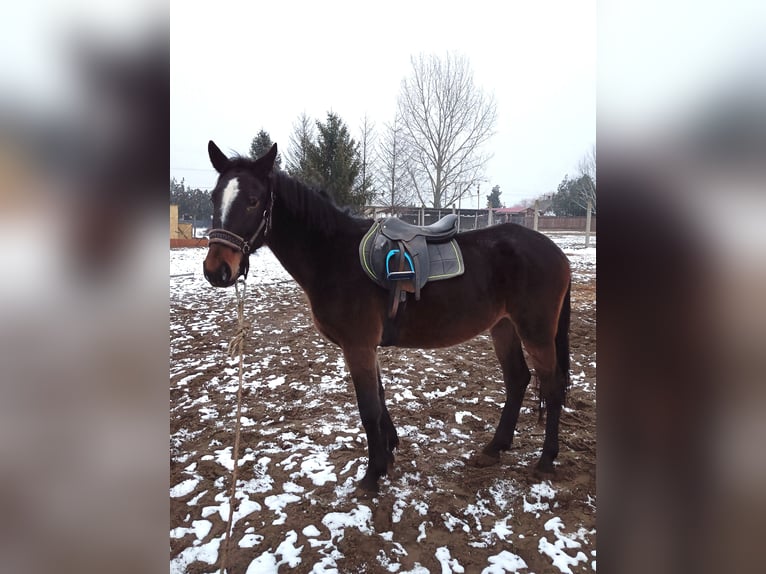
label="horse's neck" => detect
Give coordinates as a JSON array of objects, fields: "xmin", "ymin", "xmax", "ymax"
[
  {"xmin": 266, "ymin": 223, "xmax": 310, "ymax": 292},
  {"xmin": 264, "ymin": 192, "xmax": 326, "ymax": 291}
]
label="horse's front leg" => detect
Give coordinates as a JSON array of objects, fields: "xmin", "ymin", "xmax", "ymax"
[
  {"xmin": 377, "ymin": 361, "xmax": 399, "ymax": 458},
  {"xmin": 343, "ymin": 346, "xmax": 390, "ymax": 492}
]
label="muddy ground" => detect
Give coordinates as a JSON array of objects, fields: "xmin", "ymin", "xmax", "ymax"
[{"xmin": 170, "ymin": 241, "xmax": 596, "ymax": 573}]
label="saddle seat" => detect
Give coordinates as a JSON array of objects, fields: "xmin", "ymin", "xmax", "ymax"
[
  {"xmin": 359, "ymin": 215, "xmax": 465, "ymax": 320},
  {"xmin": 379, "ymin": 214, "xmax": 459, "ymax": 242}
]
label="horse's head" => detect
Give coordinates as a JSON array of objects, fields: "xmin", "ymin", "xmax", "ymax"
[{"xmin": 203, "ymin": 140, "xmax": 278, "ymax": 287}]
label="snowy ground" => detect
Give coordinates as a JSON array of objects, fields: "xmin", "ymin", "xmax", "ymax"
[{"xmin": 170, "ymin": 232, "xmax": 596, "ymax": 573}]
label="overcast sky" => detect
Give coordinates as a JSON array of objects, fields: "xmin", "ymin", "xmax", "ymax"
[{"xmin": 171, "ymin": 0, "xmax": 595, "ymax": 207}]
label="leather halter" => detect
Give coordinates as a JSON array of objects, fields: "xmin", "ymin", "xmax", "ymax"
[{"xmin": 207, "ymin": 175, "xmax": 275, "ymax": 279}]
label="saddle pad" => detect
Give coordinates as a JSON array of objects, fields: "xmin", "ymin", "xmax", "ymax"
[
  {"xmin": 359, "ymin": 220, "xmax": 464, "ymax": 287},
  {"xmin": 424, "ymin": 240, "xmax": 464, "ymax": 280}
]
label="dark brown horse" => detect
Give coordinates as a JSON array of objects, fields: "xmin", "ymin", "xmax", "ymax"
[{"xmin": 202, "ymin": 141, "xmax": 571, "ymax": 492}]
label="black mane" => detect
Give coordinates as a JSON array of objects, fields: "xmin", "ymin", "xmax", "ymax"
[
  {"xmin": 223, "ymin": 154, "xmax": 370, "ymax": 236},
  {"xmin": 273, "ymin": 170, "xmax": 370, "ymax": 236}
]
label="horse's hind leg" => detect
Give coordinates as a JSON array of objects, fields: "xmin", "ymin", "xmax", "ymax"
[
  {"xmin": 524, "ymin": 339, "xmax": 566, "ymax": 477},
  {"xmin": 471, "ymin": 318, "xmax": 531, "ymax": 467}
]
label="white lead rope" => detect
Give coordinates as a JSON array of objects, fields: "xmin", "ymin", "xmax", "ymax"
[{"xmin": 220, "ymin": 277, "xmax": 249, "ymax": 574}]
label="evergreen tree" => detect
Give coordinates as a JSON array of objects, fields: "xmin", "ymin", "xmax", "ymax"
[
  {"xmin": 306, "ymin": 112, "xmax": 365, "ymax": 209},
  {"xmin": 249, "ymin": 129, "xmax": 282, "ymax": 168},
  {"xmin": 551, "ymin": 175, "xmax": 587, "ymax": 216},
  {"xmin": 170, "ymin": 177, "xmax": 213, "ymax": 224},
  {"xmin": 487, "ymin": 184, "xmax": 502, "ymax": 208}
]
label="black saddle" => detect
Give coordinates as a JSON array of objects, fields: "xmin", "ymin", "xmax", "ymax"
[
  {"xmin": 359, "ymin": 215, "xmax": 464, "ymax": 319},
  {"xmin": 378, "ymin": 214, "xmax": 459, "ymax": 242}
]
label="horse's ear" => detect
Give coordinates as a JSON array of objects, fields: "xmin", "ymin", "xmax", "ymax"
[
  {"xmin": 255, "ymin": 143, "xmax": 278, "ymax": 173},
  {"xmin": 208, "ymin": 140, "xmax": 230, "ymax": 173}
]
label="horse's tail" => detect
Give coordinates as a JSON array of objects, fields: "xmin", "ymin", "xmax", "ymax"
[{"xmin": 556, "ymin": 280, "xmax": 571, "ymax": 398}]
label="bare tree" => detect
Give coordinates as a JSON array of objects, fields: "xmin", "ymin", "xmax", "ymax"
[
  {"xmin": 355, "ymin": 114, "xmax": 377, "ymax": 201},
  {"xmin": 376, "ymin": 114, "xmax": 415, "ymax": 213},
  {"xmin": 575, "ymin": 143, "xmax": 596, "ymax": 212},
  {"xmin": 285, "ymin": 112, "xmax": 315, "ymax": 180},
  {"xmin": 397, "ymin": 52, "xmax": 497, "ymax": 208}
]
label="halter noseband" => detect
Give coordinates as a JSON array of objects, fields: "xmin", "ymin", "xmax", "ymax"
[{"xmin": 207, "ymin": 176, "xmax": 275, "ymax": 279}]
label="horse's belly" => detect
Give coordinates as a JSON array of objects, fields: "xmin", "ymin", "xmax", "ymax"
[{"xmin": 392, "ymin": 305, "xmax": 505, "ymax": 349}]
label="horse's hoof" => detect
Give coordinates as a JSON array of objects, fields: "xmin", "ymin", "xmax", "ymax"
[
  {"xmin": 358, "ymin": 474, "xmax": 380, "ymax": 494},
  {"xmin": 373, "ymin": 501, "xmax": 393, "ymax": 532},
  {"xmin": 533, "ymin": 461, "xmax": 556, "ymax": 480},
  {"xmin": 469, "ymin": 451, "xmax": 500, "ymax": 467}
]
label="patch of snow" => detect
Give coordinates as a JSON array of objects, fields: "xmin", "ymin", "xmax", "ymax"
[
  {"xmin": 170, "ymin": 534, "xmax": 222, "ymax": 573},
  {"xmin": 443, "ymin": 512, "xmax": 470, "ymax": 533},
  {"xmin": 295, "ymin": 453, "xmax": 337, "ymax": 486},
  {"xmin": 538, "ymin": 517, "xmax": 590, "ymax": 574},
  {"xmin": 523, "ymin": 481, "xmax": 556, "ymax": 517},
  {"xmin": 264, "ymin": 492, "xmax": 301, "ymax": 525},
  {"xmin": 417, "ymin": 521, "xmax": 429, "ymax": 542},
  {"xmin": 170, "ymin": 478, "xmax": 199, "ymax": 498},
  {"xmin": 245, "ymin": 551, "xmax": 277, "ymax": 573},
  {"xmin": 481, "ymin": 550, "xmax": 528, "ymax": 573},
  {"xmin": 322, "ymin": 505, "xmax": 373, "ymax": 541},
  {"xmin": 423, "ymin": 385, "xmax": 459, "ymax": 399},
  {"xmin": 214, "ymin": 446, "xmax": 255, "ymax": 471},
  {"xmin": 436, "ymin": 546, "xmax": 465, "ymax": 573},
  {"xmin": 398, "ymin": 565, "xmax": 430, "ymax": 574},
  {"xmin": 267, "ymin": 375, "xmax": 286, "ymax": 389},
  {"xmin": 492, "ymin": 518, "xmax": 513, "ymax": 540},
  {"xmin": 393, "ymin": 388, "xmax": 418, "ymax": 402},
  {"xmin": 253, "ymin": 530, "xmax": 303, "ymax": 569},
  {"xmin": 282, "ymin": 481, "xmax": 305, "ymax": 494},
  {"xmin": 239, "ymin": 533, "xmax": 264, "ymax": 548},
  {"xmin": 488, "ymin": 479, "xmax": 520, "ymax": 512},
  {"xmin": 455, "ymin": 410, "xmax": 479, "ymax": 424}
]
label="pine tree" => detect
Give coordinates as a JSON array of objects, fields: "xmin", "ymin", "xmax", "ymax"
[
  {"xmin": 249, "ymin": 129, "xmax": 282, "ymax": 168},
  {"xmin": 487, "ymin": 185, "xmax": 502, "ymax": 208},
  {"xmin": 170, "ymin": 177, "xmax": 213, "ymax": 224},
  {"xmin": 551, "ymin": 176, "xmax": 587, "ymax": 216},
  {"xmin": 306, "ymin": 112, "xmax": 364, "ymax": 209}
]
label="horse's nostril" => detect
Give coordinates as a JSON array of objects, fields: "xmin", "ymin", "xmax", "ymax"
[{"xmin": 220, "ymin": 263, "xmax": 230, "ymax": 283}]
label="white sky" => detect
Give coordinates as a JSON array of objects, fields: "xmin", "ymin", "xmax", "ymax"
[{"xmin": 170, "ymin": 0, "xmax": 596, "ymax": 207}]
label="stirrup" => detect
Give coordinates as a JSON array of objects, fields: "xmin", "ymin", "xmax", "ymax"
[{"xmin": 385, "ymin": 249, "xmax": 415, "ymax": 280}]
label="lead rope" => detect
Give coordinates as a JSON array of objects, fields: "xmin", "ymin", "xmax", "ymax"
[{"xmin": 219, "ymin": 277, "xmax": 250, "ymax": 574}]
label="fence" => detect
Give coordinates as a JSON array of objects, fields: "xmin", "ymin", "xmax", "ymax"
[
  {"xmin": 170, "ymin": 205, "xmax": 596, "ymax": 248},
  {"xmin": 366, "ymin": 207, "xmax": 596, "ymax": 233},
  {"xmin": 508, "ymin": 215, "xmax": 597, "ymax": 232}
]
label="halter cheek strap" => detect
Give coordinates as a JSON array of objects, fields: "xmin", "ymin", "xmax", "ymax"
[{"xmin": 208, "ymin": 175, "xmax": 275, "ymax": 279}]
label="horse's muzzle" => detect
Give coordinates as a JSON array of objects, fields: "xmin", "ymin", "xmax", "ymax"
[
  {"xmin": 203, "ymin": 261, "xmax": 234, "ymax": 287},
  {"xmin": 203, "ymin": 245, "xmax": 241, "ymax": 287}
]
